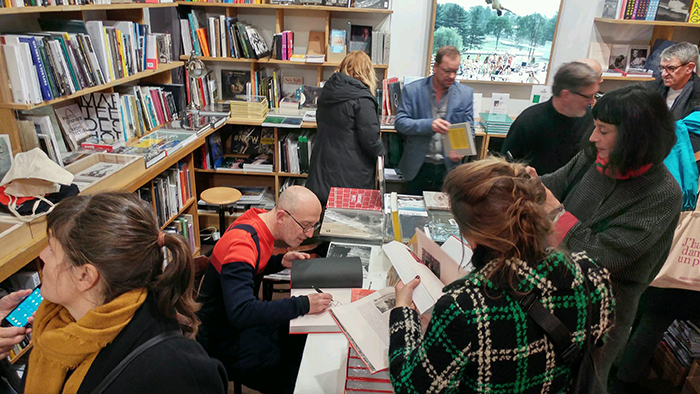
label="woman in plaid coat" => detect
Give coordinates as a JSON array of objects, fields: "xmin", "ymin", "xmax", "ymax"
[{"xmin": 389, "ymin": 158, "xmax": 615, "ymax": 393}]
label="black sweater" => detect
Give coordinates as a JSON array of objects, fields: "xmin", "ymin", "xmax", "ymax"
[{"xmin": 501, "ymin": 98, "xmax": 593, "ymax": 175}]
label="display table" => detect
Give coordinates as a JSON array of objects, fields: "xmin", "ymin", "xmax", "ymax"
[{"xmin": 293, "ymin": 333, "xmax": 349, "ymax": 394}]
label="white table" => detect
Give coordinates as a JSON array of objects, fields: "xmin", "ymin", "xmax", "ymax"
[{"xmin": 294, "ymin": 242, "xmax": 392, "ymax": 393}]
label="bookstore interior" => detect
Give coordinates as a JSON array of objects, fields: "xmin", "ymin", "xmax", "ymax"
[{"xmin": 0, "ymin": 0, "xmax": 700, "ymax": 392}]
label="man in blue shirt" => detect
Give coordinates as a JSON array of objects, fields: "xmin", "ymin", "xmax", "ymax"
[{"xmin": 395, "ymin": 46, "xmax": 474, "ymax": 195}]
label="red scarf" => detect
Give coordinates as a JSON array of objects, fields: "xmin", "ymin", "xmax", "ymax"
[{"xmin": 595, "ymin": 154, "xmax": 652, "ymax": 179}]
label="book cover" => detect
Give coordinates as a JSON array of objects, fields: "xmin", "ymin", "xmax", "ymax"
[
  {"xmin": 55, "ymin": 103, "xmax": 91, "ymax": 151},
  {"xmin": 282, "ymin": 75, "xmax": 303, "ymax": 99},
  {"xmin": 601, "ymin": 0, "xmax": 620, "ymax": 17},
  {"xmin": 78, "ymin": 92, "xmax": 123, "ymax": 144},
  {"xmin": 348, "ymin": 25, "xmax": 372, "ymax": 56},
  {"xmin": 656, "ymin": 0, "xmax": 692, "ymax": 21},
  {"xmin": 627, "ymin": 45, "xmax": 650, "ymax": 72},
  {"xmin": 0, "ymin": 135, "xmax": 12, "ymax": 183},
  {"xmin": 689, "ymin": 0, "xmax": 700, "ymax": 22},
  {"xmin": 221, "ymin": 69, "xmax": 250, "ymax": 100},
  {"xmin": 608, "ymin": 44, "xmax": 630, "ymax": 71},
  {"xmin": 300, "ymin": 85, "xmax": 322, "ymax": 109},
  {"xmin": 326, "ymin": 188, "xmax": 382, "ymax": 211}
]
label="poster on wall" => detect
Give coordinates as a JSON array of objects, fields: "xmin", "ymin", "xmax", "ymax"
[{"xmin": 430, "ymin": 0, "xmax": 563, "ymax": 84}]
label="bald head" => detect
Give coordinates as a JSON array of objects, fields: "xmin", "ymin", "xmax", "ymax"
[
  {"xmin": 277, "ymin": 186, "xmax": 321, "ymax": 213},
  {"xmin": 577, "ymin": 58, "xmax": 603, "ymax": 83}
]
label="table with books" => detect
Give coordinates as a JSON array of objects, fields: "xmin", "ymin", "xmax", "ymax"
[{"xmin": 293, "ymin": 188, "xmax": 473, "ymax": 394}]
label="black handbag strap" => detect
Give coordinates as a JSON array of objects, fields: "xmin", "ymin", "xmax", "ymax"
[
  {"xmin": 506, "ymin": 289, "xmax": 582, "ymax": 366},
  {"xmin": 91, "ymin": 330, "xmax": 181, "ymax": 394}
]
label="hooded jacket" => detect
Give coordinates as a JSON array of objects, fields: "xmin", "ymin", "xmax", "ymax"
[{"xmin": 307, "ymin": 72, "xmax": 385, "ymax": 205}]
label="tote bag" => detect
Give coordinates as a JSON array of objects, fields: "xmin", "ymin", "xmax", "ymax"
[{"xmin": 650, "ymin": 208, "xmax": 700, "ymax": 291}]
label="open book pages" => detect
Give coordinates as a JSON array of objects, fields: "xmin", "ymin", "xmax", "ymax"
[
  {"xmin": 415, "ymin": 229, "xmax": 471, "ymax": 285},
  {"xmin": 381, "ymin": 241, "xmax": 445, "ymax": 315},
  {"xmin": 329, "ymin": 287, "xmax": 395, "ymax": 373},
  {"xmin": 289, "ymin": 288, "xmax": 353, "ymax": 334}
]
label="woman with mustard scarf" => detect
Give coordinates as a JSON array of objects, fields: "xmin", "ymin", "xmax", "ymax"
[{"xmin": 23, "ymin": 191, "xmax": 227, "ymax": 394}]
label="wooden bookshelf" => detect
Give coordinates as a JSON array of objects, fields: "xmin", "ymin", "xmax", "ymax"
[
  {"xmin": 175, "ymin": 1, "xmax": 392, "ymax": 14},
  {"xmin": 0, "ymin": 2, "xmax": 177, "ymax": 15},
  {"xmin": 594, "ymin": 17, "xmax": 700, "ymax": 28},
  {"xmin": 603, "ymin": 75, "xmax": 655, "ymax": 81},
  {"xmin": 225, "ymin": 117, "xmax": 319, "ymax": 128},
  {"xmin": 178, "ymin": 55, "xmax": 388, "ymax": 69},
  {"xmin": 9, "ymin": 342, "xmax": 32, "ymax": 365},
  {"xmin": 0, "ymin": 62, "xmax": 184, "ymax": 111},
  {"xmin": 160, "ymin": 197, "xmax": 197, "ymax": 230}
]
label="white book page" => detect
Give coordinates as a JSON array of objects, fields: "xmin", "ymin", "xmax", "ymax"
[
  {"xmin": 289, "ymin": 288, "xmax": 352, "ymax": 333},
  {"xmin": 329, "ymin": 287, "xmax": 395, "ymax": 373},
  {"xmin": 382, "ymin": 241, "xmax": 440, "ymax": 314},
  {"xmin": 415, "ymin": 229, "xmax": 470, "ymax": 286}
]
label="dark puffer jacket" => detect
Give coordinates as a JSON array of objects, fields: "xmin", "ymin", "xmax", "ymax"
[{"xmin": 307, "ymin": 72, "xmax": 385, "ymax": 205}]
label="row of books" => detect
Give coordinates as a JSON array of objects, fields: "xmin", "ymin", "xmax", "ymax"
[
  {"xmin": 270, "ymin": 30, "xmax": 294, "ymax": 61},
  {"xmin": 138, "ymin": 161, "xmax": 194, "ymax": 227},
  {"xmin": 180, "ymin": 12, "xmax": 270, "ymax": 60},
  {"xmin": 164, "ymin": 214, "xmax": 197, "ymax": 253},
  {"xmin": 187, "ymin": 69, "xmax": 217, "ymax": 109},
  {"xmin": 380, "ymin": 76, "xmax": 402, "ymax": 118},
  {"xmin": 1, "ymin": 0, "xmax": 173, "ymax": 7},
  {"xmin": 279, "ymin": 130, "xmax": 314, "ymax": 174},
  {"xmin": 229, "ymin": 94, "xmax": 269, "ymax": 119},
  {"xmin": 600, "ymin": 0, "xmax": 698, "ymax": 23},
  {"xmin": 0, "ymin": 20, "xmax": 172, "ymax": 105}
]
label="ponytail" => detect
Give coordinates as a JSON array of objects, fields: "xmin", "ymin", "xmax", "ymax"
[{"xmin": 150, "ymin": 232, "xmax": 200, "ymax": 338}]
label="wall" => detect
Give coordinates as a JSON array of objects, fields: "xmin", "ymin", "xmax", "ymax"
[{"xmin": 387, "ymin": 0, "xmax": 599, "ymax": 116}]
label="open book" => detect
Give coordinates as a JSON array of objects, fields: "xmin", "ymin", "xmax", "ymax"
[
  {"xmin": 289, "ymin": 288, "xmax": 353, "ymax": 334},
  {"xmin": 328, "ymin": 287, "xmax": 395, "ymax": 373},
  {"xmin": 382, "ymin": 230, "xmax": 471, "ymax": 314}
]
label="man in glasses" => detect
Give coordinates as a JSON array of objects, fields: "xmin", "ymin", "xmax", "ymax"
[
  {"xmin": 197, "ymin": 185, "xmax": 332, "ymax": 394},
  {"xmin": 500, "ymin": 61, "xmax": 600, "ymax": 175},
  {"xmin": 645, "ymin": 42, "xmax": 700, "ymax": 121},
  {"xmin": 395, "ymin": 45, "xmax": 475, "ymax": 195}
]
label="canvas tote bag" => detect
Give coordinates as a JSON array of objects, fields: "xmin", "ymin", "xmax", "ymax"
[{"xmin": 650, "ymin": 196, "xmax": 700, "ymax": 291}]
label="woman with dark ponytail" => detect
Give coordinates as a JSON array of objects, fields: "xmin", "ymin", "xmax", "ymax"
[
  {"xmin": 389, "ymin": 157, "xmax": 614, "ymax": 393},
  {"xmin": 24, "ymin": 191, "xmax": 227, "ymax": 394}
]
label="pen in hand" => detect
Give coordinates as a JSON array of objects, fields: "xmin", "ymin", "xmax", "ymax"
[{"xmin": 314, "ymin": 287, "xmax": 323, "ymax": 294}]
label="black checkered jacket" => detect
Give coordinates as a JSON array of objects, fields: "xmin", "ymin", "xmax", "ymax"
[{"xmin": 389, "ymin": 251, "xmax": 614, "ymax": 394}]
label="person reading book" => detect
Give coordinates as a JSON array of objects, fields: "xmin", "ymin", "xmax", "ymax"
[
  {"xmin": 389, "ymin": 157, "xmax": 614, "ymax": 393},
  {"xmin": 196, "ymin": 186, "xmax": 332, "ymax": 394},
  {"xmin": 24, "ymin": 191, "xmax": 227, "ymax": 394}
]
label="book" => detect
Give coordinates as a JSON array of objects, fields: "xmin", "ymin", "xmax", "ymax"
[
  {"xmin": 78, "ymin": 92, "xmax": 123, "ymax": 144},
  {"xmin": 0, "ymin": 135, "xmax": 12, "ymax": 183},
  {"xmin": 72, "ymin": 162, "xmax": 124, "ymax": 183},
  {"xmin": 588, "ymin": 42, "xmax": 612, "ymax": 73},
  {"xmin": 423, "ymin": 191, "xmax": 450, "ymax": 211},
  {"xmin": 289, "ymin": 287, "xmax": 353, "ymax": 334},
  {"xmin": 282, "ymin": 75, "xmax": 303, "ymax": 100},
  {"xmin": 326, "ymin": 188, "xmax": 382, "ymax": 211},
  {"xmin": 221, "ymin": 69, "xmax": 250, "ymax": 100},
  {"xmin": 627, "ymin": 45, "xmax": 651, "ymax": 72},
  {"xmin": 442, "ymin": 122, "xmax": 476, "ymax": 157},
  {"xmin": 656, "ymin": 0, "xmax": 692, "ymax": 21},
  {"xmin": 291, "ymin": 257, "xmax": 363, "ymax": 289},
  {"xmin": 54, "ymin": 104, "xmax": 91, "ymax": 151},
  {"xmin": 300, "ymin": 85, "xmax": 322, "ymax": 109},
  {"xmin": 348, "ymin": 25, "xmax": 372, "ymax": 56},
  {"xmin": 690, "ymin": 0, "xmax": 700, "ymax": 22},
  {"xmin": 328, "ymin": 287, "xmax": 395, "ymax": 373},
  {"xmin": 328, "ymin": 242, "xmax": 382, "ymax": 279},
  {"xmin": 381, "ymin": 237, "xmax": 467, "ymax": 315},
  {"xmin": 607, "ymin": 44, "xmax": 630, "ymax": 72}
]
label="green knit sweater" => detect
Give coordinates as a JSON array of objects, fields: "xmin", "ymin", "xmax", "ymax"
[{"xmin": 389, "ymin": 251, "xmax": 614, "ymax": 394}]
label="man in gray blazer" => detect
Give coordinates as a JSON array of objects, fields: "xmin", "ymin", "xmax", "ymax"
[{"xmin": 395, "ymin": 46, "xmax": 474, "ymax": 195}]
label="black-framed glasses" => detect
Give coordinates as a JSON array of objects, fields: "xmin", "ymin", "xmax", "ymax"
[
  {"xmin": 658, "ymin": 63, "xmax": 689, "ymax": 73},
  {"xmin": 283, "ymin": 210, "xmax": 320, "ymax": 233},
  {"xmin": 569, "ymin": 90, "xmax": 596, "ymax": 100}
]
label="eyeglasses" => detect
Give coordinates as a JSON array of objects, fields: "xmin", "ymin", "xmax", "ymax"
[
  {"xmin": 569, "ymin": 90, "xmax": 596, "ymax": 100},
  {"xmin": 658, "ymin": 63, "xmax": 689, "ymax": 73},
  {"xmin": 439, "ymin": 68, "xmax": 459, "ymax": 75},
  {"xmin": 283, "ymin": 210, "xmax": 321, "ymax": 233}
]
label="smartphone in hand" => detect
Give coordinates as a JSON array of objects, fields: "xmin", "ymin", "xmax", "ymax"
[{"xmin": 2, "ymin": 286, "xmax": 42, "ymax": 328}]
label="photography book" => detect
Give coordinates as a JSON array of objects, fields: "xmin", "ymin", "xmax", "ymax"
[
  {"xmin": 381, "ymin": 233, "xmax": 469, "ymax": 314},
  {"xmin": 328, "ymin": 287, "xmax": 395, "ymax": 373}
]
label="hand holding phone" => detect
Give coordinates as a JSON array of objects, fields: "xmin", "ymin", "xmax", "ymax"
[{"xmin": 2, "ymin": 287, "xmax": 42, "ymax": 328}]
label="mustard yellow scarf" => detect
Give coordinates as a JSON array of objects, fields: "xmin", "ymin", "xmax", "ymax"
[{"xmin": 25, "ymin": 288, "xmax": 148, "ymax": 394}]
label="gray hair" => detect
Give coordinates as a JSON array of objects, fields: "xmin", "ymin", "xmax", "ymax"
[
  {"xmin": 661, "ymin": 42, "xmax": 699, "ymax": 65},
  {"xmin": 552, "ymin": 62, "xmax": 600, "ymax": 96}
]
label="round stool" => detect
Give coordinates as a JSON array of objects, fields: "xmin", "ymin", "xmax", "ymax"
[{"xmin": 200, "ymin": 187, "xmax": 242, "ymax": 236}]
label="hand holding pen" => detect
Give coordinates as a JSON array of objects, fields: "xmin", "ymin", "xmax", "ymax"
[{"xmin": 306, "ymin": 287, "xmax": 333, "ymax": 314}]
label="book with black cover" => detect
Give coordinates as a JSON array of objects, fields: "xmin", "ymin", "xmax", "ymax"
[
  {"xmin": 221, "ymin": 69, "xmax": 250, "ymax": 100},
  {"xmin": 655, "ymin": 0, "xmax": 692, "ymax": 21},
  {"xmin": 291, "ymin": 257, "xmax": 363, "ymax": 289}
]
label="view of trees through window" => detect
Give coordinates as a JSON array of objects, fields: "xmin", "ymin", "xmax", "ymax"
[{"xmin": 431, "ymin": 0, "xmax": 561, "ymax": 84}]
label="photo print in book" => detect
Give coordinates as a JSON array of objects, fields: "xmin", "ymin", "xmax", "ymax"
[{"xmin": 221, "ymin": 70, "xmax": 250, "ymax": 100}]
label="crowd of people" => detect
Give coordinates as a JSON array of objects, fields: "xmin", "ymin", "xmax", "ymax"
[{"xmin": 4, "ymin": 42, "xmax": 699, "ymax": 394}]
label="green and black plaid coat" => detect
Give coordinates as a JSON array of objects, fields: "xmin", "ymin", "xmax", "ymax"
[{"xmin": 389, "ymin": 251, "xmax": 614, "ymax": 394}]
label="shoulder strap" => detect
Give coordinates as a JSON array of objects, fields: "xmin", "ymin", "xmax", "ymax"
[
  {"xmin": 90, "ymin": 330, "xmax": 181, "ymax": 394},
  {"xmin": 231, "ymin": 224, "xmax": 261, "ymax": 273},
  {"xmin": 505, "ymin": 289, "xmax": 581, "ymax": 366}
]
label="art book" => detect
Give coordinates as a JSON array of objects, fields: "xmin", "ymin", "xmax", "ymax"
[
  {"xmin": 0, "ymin": 135, "xmax": 12, "ymax": 183},
  {"xmin": 656, "ymin": 0, "xmax": 692, "ymax": 21},
  {"xmin": 221, "ymin": 69, "xmax": 250, "ymax": 100},
  {"xmin": 55, "ymin": 104, "xmax": 91, "ymax": 151},
  {"xmin": 627, "ymin": 45, "xmax": 651, "ymax": 73},
  {"xmin": 608, "ymin": 44, "xmax": 630, "ymax": 72},
  {"xmin": 78, "ymin": 92, "xmax": 123, "ymax": 144},
  {"xmin": 326, "ymin": 187, "xmax": 382, "ymax": 211},
  {"xmin": 423, "ymin": 191, "xmax": 450, "ymax": 211},
  {"xmin": 282, "ymin": 76, "xmax": 303, "ymax": 99},
  {"xmin": 443, "ymin": 122, "xmax": 477, "ymax": 157}
]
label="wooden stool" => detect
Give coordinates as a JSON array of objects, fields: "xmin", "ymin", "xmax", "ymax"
[{"xmin": 200, "ymin": 187, "xmax": 242, "ymax": 236}]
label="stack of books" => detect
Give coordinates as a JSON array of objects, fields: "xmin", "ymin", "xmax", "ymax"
[
  {"xmin": 345, "ymin": 347, "xmax": 392, "ymax": 393},
  {"xmin": 479, "ymin": 112, "xmax": 513, "ymax": 135},
  {"xmin": 229, "ymin": 95, "xmax": 269, "ymax": 119}
]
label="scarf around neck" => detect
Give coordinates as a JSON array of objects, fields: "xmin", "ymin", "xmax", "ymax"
[
  {"xmin": 25, "ymin": 288, "xmax": 148, "ymax": 394},
  {"xmin": 595, "ymin": 154, "xmax": 653, "ymax": 180}
]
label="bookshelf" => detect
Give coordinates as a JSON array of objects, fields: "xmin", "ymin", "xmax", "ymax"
[{"xmin": 0, "ymin": 2, "xmax": 177, "ymax": 15}]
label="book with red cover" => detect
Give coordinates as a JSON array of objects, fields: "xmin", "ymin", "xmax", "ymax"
[{"xmin": 326, "ymin": 187, "xmax": 382, "ymax": 211}]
